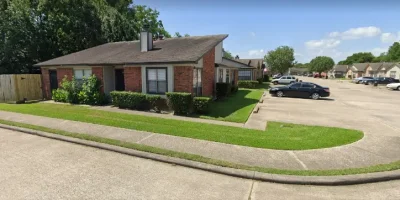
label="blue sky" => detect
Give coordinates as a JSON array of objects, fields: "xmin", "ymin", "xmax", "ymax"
[{"xmin": 135, "ymin": 0, "xmax": 400, "ymax": 63}]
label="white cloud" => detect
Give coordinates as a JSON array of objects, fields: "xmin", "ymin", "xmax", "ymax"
[
  {"xmin": 305, "ymin": 39, "xmax": 341, "ymax": 49},
  {"xmin": 245, "ymin": 49, "xmax": 265, "ymax": 58},
  {"xmin": 250, "ymin": 32, "xmax": 256, "ymax": 37},
  {"xmin": 381, "ymin": 32, "xmax": 400, "ymax": 43},
  {"xmin": 329, "ymin": 26, "xmax": 381, "ymax": 40}
]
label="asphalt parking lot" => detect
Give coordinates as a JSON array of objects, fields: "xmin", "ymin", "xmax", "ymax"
[{"xmin": 258, "ymin": 77, "xmax": 400, "ymax": 135}]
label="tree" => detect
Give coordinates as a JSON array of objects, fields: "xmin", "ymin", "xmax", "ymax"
[
  {"xmin": 338, "ymin": 52, "xmax": 375, "ymax": 65},
  {"xmin": 174, "ymin": 32, "xmax": 182, "ymax": 37},
  {"xmin": 309, "ymin": 56, "xmax": 335, "ymax": 76},
  {"xmin": 184, "ymin": 33, "xmax": 190, "ymax": 37},
  {"xmin": 294, "ymin": 62, "xmax": 309, "ymax": 68},
  {"xmin": 373, "ymin": 52, "xmax": 389, "ymax": 62},
  {"xmin": 222, "ymin": 48, "xmax": 233, "ymax": 59},
  {"xmin": 387, "ymin": 42, "xmax": 400, "ymax": 62},
  {"xmin": 0, "ymin": 1, "xmax": 171, "ymax": 74},
  {"xmin": 264, "ymin": 46, "xmax": 295, "ymax": 74}
]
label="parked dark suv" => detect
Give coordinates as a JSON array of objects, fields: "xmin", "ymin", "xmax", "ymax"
[{"xmin": 363, "ymin": 77, "xmax": 399, "ymax": 85}]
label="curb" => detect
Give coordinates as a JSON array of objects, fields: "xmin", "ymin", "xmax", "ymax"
[{"xmin": 2, "ymin": 124, "xmax": 400, "ymax": 186}]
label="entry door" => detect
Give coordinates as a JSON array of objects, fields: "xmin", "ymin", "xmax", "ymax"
[
  {"xmin": 115, "ymin": 69, "xmax": 125, "ymax": 91},
  {"xmin": 49, "ymin": 70, "xmax": 58, "ymax": 92}
]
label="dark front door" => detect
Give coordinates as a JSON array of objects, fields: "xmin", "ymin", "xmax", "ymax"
[
  {"xmin": 115, "ymin": 69, "xmax": 125, "ymax": 91},
  {"xmin": 49, "ymin": 70, "xmax": 58, "ymax": 92}
]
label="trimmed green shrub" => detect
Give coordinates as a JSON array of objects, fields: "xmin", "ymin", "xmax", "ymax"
[
  {"xmin": 110, "ymin": 91, "xmax": 147, "ymax": 110},
  {"xmin": 146, "ymin": 95, "xmax": 162, "ymax": 112},
  {"xmin": 59, "ymin": 76, "xmax": 81, "ymax": 104},
  {"xmin": 216, "ymin": 83, "xmax": 232, "ymax": 98},
  {"xmin": 238, "ymin": 80, "xmax": 258, "ymax": 88},
  {"xmin": 166, "ymin": 92, "xmax": 192, "ymax": 115},
  {"xmin": 193, "ymin": 97, "xmax": 211, "ymax": 114},
  {"xmin": 52, "ymin": 88, "xmax": 68, "ymax": 102},
  {"xmin": 78, "ymin": 75, "xmax": 104, "ymax": 105},
  {"xmin": 257, "ymin": 78, "xmax": 263, "ymax": 84},
  {"xmin": 231, "ymin": 85, "xmax": 239, "ymax": 94}
]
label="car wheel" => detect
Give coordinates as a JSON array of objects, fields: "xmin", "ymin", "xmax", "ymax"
[
  {"xmin": 311, "ymin": 93, "xmax": 320, "ymax": 100},
  {"xmin": 397, "ymin": 86, "xmax": 400, "ymax": 91},
  {"xmin": 356, "ymin": 81, "xmax": 360, "ymax": 84},
  {"xmin": 273, "ymin": 81, "xmax": 278, "ymax": 85},
  {"xmin": 276, "ymin": 91, "xmax": 284, "ymax": 97}
]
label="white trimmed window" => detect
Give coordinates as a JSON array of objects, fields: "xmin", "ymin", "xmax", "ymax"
[
  {"xmin": 193, "ymin": 68, "xmax": 202, "ymax": 96},
  {"xmin": 147, "ymin": 68, "xmax": 167, "ymax": 94},
  {"xmin": 225, "ymin": 69, "xmax": 230, "ymax": 83},
  {"xmin": 238, "ymin": 70, "xmax": 252, "ymax": 80},
  {"xmin": 74, "ymin": 69, "xmax": 92, "ymax": 80}
]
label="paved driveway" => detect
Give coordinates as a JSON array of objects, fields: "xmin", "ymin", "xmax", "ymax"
[{"xmin": 1, "ymin": 128, "xmax": 400, "ymax": 200}]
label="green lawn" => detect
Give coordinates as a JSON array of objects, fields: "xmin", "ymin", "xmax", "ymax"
[
  {"xmin": 199, "ymin": 83, "xmax": 268, "ymax": 123},
  {"xmin": 0, "ymin": 119, "xmax": 396, "ymax": 176},
  {"xmin": 0, "ymin": 103, "xmax": 363, "ymax": 150}
]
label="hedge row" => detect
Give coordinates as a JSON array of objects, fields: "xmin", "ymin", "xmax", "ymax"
[
  {"xmin": 238, "ymin": 80, "xmax": 258, "ymax": 88},
  {"xmin": 110, "ymin": 91, "xmax": 164, "ymax": 112},
  {"xmin": 110, "ymin": 91, "xmax": 212, "ymax": 115}
]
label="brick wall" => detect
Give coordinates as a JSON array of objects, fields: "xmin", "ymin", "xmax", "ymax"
[
  {"xmin": 202, "ymin": 48, "xmax": 215, "ymax": 96},
  {"xmin": 124, "ymin": 67, "xmax": 142, "ymax": 92},
  {"xmin": 234, "ymin": 70, "xmax": 238, "ymax": 85},
  {"xmin": 57, "ymin": 68, "xmax": 73, "ymax": 85},
  {"xmin": 174, "ymin": 66, "xmax": 193, "ymax": 93},
  {"xmin": 41, "ymin": 68, "xmax": 51, "ymax": 99},
  {"xmin": 92, "ymin": 67, "xmax": 104, "ymax": 93}
]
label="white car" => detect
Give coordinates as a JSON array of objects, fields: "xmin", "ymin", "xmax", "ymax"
[
  {"xmin": 271, "ymin": 76, "xmax": 297, "ymax": 85},
  {"xmin": 386, "ymin": 83, "xmax": 400, "ymax": 90}
]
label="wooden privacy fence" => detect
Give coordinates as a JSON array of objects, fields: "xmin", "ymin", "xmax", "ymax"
[{"xmin": 0, "ymin": 74, "xmax": 43, "ymax": 103}]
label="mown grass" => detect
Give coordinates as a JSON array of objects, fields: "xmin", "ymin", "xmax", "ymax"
[
  {"xmin": 0, "ymin": 103, "xmax": 363, "ymax": 150},
  {"xmin": 0, "ymin": 119, "xmax": 398, "ymax": 176}
]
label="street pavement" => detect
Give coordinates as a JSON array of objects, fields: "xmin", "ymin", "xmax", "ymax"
[{"xmin": 1, "ymin": 128, "xmax": 399, "ymax": 200}]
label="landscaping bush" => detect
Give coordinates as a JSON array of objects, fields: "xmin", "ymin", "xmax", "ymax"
[
  {"xmin": 52, "ymin": 88, "xmax": 68, "ymax": 102},
  {"xmin": 238, "ymin": 80, "xmax": 258, "ymax": 88},
  {"xmin": 166, "ymin": 92, "xmax": 192, "ymax": 115},
  {"xmin": 257, "ymin": 78, "xmax": 263, "ymax": 84},
  {"xmin": 110, "ymin": 91, "xmax": 147, "ymax": 110},
  {"xmin": 78, "ymin": 75, "xmax": 104, "ymax": 105},
  {"xmin": 193, "ymin": 97, "xmax": 211, "ymax": 114},
  {"xmin": 59, "ymin": 76, "xmax": 80, "ymax": 104},
  {"xmin": 216, "ymin": 83, "xmax": 232, "ymax": 98},
  {"xmin": 146, "ymin": 95, "xmax": 162, "ymax": 112},
  {"xmin": 231, "ymin": 85, "xmax": 239, "ymax": 94}
]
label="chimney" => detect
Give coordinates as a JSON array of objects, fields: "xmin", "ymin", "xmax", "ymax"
[{"xmin": 140, "ymin": 24, "xmax": 153, "ymax": 52}]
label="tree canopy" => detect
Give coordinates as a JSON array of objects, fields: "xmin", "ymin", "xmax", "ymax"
[
  {"xmin": 222, "ymin": 48, "xmax": 233, "ymax": 59},
  {"xmin": 264, "ymin": 46, "xmax": 295, "ymax": 74},
  {"xmin": 309, "ymin": 56, "xmax": 335, "ymax": 74},
  {"xmin": 0, "ymin": 0, "xmax": 171, "ymax": 74},
  {"xmin": 338, "ymin": 52, "xmax": 374, "ymax": 65}
]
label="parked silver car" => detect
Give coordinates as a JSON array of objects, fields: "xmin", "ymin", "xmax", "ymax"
[{"xmin": 272, "ymin": 76, "xmax": 297, "ymax": 85}]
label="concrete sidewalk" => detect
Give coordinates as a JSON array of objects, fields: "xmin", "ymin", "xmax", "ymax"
[{"xmin": 0, "ymin": 110, "xmax": 399, "ymax": 170}]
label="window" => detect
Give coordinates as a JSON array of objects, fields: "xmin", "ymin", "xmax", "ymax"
[
  {"xmin": 193, "ymin": 68, "xmax": 202, "ymax": 96},
  {"xmin": 147, "ymin": 68, "xmax": 167, "ymax": 94},
  {"xmin": 290, "ymin": 83, "xmax": 301, "ymax": 88},
  {"xmin": 74, "ymin": 69, "xmax": 92, "ymax": 80},
  {"xmin": 390, "ymin": 71, "xmax": 396, "ymax": 78},
  {"xmin": 301, "ymin": 83, "xmax": 314, "ymax": 88},
  {"xmin": 281, "ymin": 77, "xmax": 287, "ymax": 79},
  {"xmin": 238, "ymin": 70, "xmax": 252, "ymax": 80},
  {"xmin": 219, "ymin": 69, "xmax": 223, "ymax": 82},
  {"xmin": 225, "ymin": 69, "xmax": 230, "ymax": 83}
]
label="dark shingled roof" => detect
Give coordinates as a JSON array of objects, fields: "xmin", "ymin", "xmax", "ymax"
[
  {"xmin": 333, "ymin": 65, "xmax": 348, "ymax": 72},
  {"xmin": 351, "ymin": 63, "xmax": 369, "ymax": 71},
  {"xmin": 35, "ymin": 34, "xmax": 228, "ymax": 66},
  {"xmin": 235, "ymin": 58, "xmax": 264, "ymax": 68},
  {"xmin": 368, "ymin": 63, "xmax": 383, "ymax": 71},
  {"xmin": 380, "ymin": 62, "xmax": 395, "ymax": 71}
]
